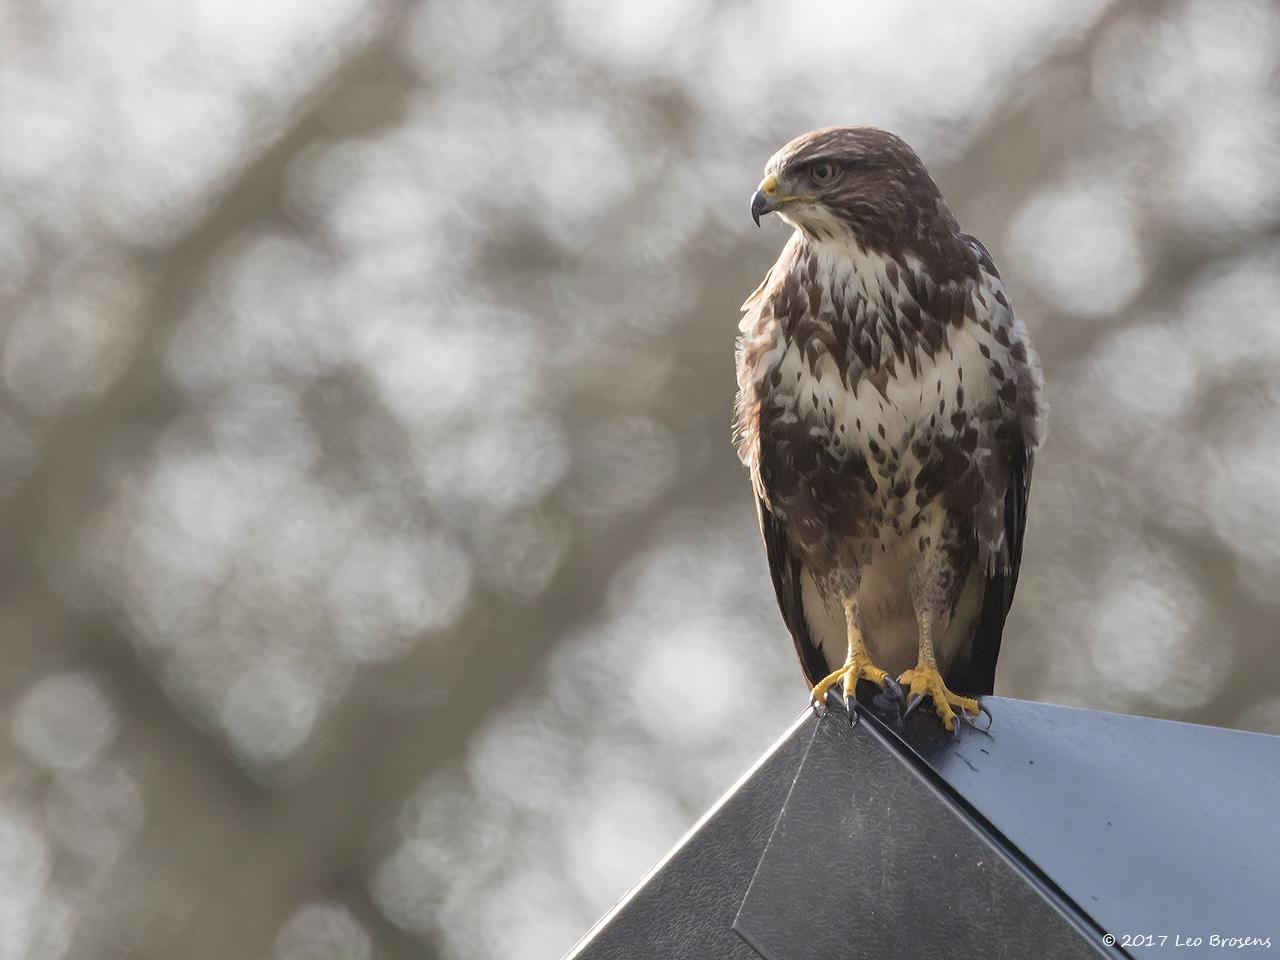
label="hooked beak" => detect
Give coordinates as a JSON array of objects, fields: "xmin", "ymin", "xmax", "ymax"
[{"xmin": 750, "ymin": 173, "xmax": 779, "ymax": 226}]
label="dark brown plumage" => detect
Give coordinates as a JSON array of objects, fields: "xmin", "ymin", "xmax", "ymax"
[{"xmin": 735, "ymin": 127, "xmax": 1046, "ymax": 729}]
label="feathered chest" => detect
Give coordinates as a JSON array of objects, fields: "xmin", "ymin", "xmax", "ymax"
[{"xmin": 735, "ymin": 238, "xmax": 998, "ymax": 478}]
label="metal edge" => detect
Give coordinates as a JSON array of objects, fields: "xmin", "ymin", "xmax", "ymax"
[{"xmin": 729, "ymin": 715, "xmax": 825, "ymax": 958}]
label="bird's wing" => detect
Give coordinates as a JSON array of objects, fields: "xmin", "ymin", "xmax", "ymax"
[
  {"xmin": 754, "ymin": 494, "xmax": 828, "ymax": 688},
  {"xmin": 949, "ymin": 234, "xmax": 1045, "ymax": 696},
  {"xmin": 955, "ymin": 439, "xmax": 1034, "ymax": 697}
]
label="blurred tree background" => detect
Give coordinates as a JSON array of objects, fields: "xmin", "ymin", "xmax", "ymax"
[{"xmin": 2, "ymin": 0, "xmax": 1279, "ymax": 957}]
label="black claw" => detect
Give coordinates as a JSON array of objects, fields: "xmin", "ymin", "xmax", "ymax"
[
  {"xmin": 903, "ymin": 693, "xmax": 924, "ymax": 719},
  {"xmin": 882, "ymin": 675, "xmax": 904, "ymax": 704},
  {"xmin": 844, "ymin": 695, "xmax": 861, "ymax": 727},
  {"xmin": 973, "ymin": 701, "xmax": 993, "ymax": 731}
]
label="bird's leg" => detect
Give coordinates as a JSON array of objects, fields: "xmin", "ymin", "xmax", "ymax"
[
  {"xmin": 810, "ymin": 598, "xmax": 899, "ymax": 715},
  {"xmin": 899, "ymin": 613, "xmax": 980, "ymax": 732}
]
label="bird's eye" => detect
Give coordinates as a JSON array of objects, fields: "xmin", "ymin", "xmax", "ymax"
[{"xmin": 809, "ymin": 161, "xmax": 838, "ymax": 185}]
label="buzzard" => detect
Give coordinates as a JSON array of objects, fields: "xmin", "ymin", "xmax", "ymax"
[{"xmin": 734, "ymin": 127, "xmax": 1046, "ymax": 730}]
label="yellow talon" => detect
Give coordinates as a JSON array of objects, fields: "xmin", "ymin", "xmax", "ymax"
[
  {"xmin": 810, "ymin": 597, "xmax": 894, "ymax": 712},
  {"xmin": 810, "ymin": 647, "xmax": 893, "ymax": 705},
  {"xmin": 899, "ymin": 662, "xmax": 979, "ymax": 732},
  {"xmin": 808, "ymin": 599, "xmax": 901, "ymax": 711}
]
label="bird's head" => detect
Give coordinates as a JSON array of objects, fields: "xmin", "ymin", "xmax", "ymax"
[{"xmin": 750, "ymin": 126, "xmax": 948, "ymax": 247}]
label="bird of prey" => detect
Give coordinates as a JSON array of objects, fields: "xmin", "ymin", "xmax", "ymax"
[{"xmin": 734, "ymin": 127, "xmax": 1046, "ymax": 730}]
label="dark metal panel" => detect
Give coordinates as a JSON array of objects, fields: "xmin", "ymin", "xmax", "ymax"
[
  {"xmin": 564, "ymin": 717, "xmax": 814, "ymax": 960},
  {"xmin": 566, "ymin": 694, "xmax": 1280, "ymax": 960},
  {"xmin": 880, "ymin": 696, "xmax": 1280, "ymax": 957},
  {"xmin": 734, "ymin": 710, "xmax": 1116, "ymax": 960}
]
